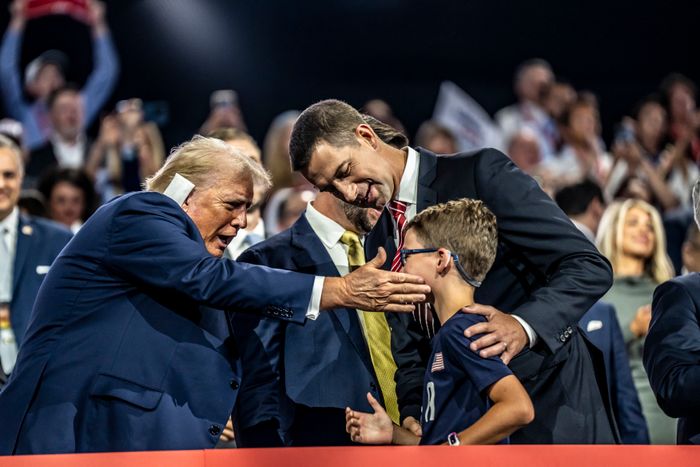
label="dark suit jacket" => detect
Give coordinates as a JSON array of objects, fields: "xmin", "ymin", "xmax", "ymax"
[
  {"xmin": 25, "ymin": 141, "xmax": 90, "ymax": 187},
  {"xmin": 367, "ymin": 148, "xmax": 616, "ymax": 443},
  {"xmin": 580, "ymin": 301, "xmax": 650, "ymax": 444},
  {"xmin": 10, "ymin": 214, "xmax": 72, "ymax": 347},
  {"xmin": 644, "ymin": 274, "xmax": 700, "ymax": 444},
  {"xmin": 233, "ymin": 214, "xmax": 382, "ymax": 446},
  {"xmin": 0, "ymin": 192, "xmax": 316, "ymax": 454}
]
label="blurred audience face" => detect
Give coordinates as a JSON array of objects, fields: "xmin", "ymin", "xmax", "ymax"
[
  {"xmin": 507, "ymin": 130, "xmax": 542, "ymax": 174},
  {"xmin": 542, "ymin": 82, "xmax": 576, "ymax": 120},
  {"xmin": 28, "ymin": 64, "xmax": 65, "ymax": 100},
  {"xmin": 621, "ymin": 206, "xmax": 655, "ymax": 260},
  {"xmin": 50, "ymin": 90, "xmax": 84, "ymax": 142},
  {"xmin": 116, "ymin": 99, "xmax": 144, "ymax": 131},
  {"xmin": 669, "ymin": 82, "xmax": 696, "ymax": 123},
  {"xmin": 566, "ymin": 102, "xmax": 598, "ymax": 145},
  {"xmin": 415, "ymin": 121, "xmax": 457, "ymax": 155},
  {"xmin": 226, "ymin": 138, "xmax": 262, "ymax": 164},
  {"xmin": 636, "ymin": 101, "xmax": 667, "ymax": 144},
  {"xmin": 277, "ymin": 190, "xmax": 309, "ymax": 232},
  {"xmin": 516, "ymin": 64, "xmax": 553, "ymax": 103},
  {"xmin": 0, "ymin": 147, "xmax": 22, "ymax": 220},
  {"xmin": 48, "ymin": 180, "xmax": 85, "ymax": 228}
]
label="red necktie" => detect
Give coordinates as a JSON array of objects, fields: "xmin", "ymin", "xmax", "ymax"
[{"xmin": 388, "ymin": 200, "xmax": 435, "ymax": 338}]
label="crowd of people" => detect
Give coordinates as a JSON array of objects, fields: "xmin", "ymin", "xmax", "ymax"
[{"xmin": 1, "ymin": 0, "xmax": 700, "ymax": 454}]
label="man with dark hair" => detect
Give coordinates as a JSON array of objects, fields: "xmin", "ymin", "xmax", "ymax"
[
  {"xmin": 289, "ymin": 98, "xmax": 615, "ymax": 443},
  {"xmin": 26, "ymin": 86, "xmax": 89, "ymax": 187},
  {"xmin": 554, "ymin": 179, "xmax": 605, "ymax": 244}
]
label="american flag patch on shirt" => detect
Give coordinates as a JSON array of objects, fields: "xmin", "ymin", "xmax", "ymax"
[{"xmin": 431, "ymin": 352, "xmax": 445, "ymax": 372}]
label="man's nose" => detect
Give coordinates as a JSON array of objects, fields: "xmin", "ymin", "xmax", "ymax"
[
  {"xmin": 232, "ymin": 208, "xmax": 247, "ymax": 230},
  {"xmin": 335, "ymin": 182, "xmax": 357, "ymax": 203}
]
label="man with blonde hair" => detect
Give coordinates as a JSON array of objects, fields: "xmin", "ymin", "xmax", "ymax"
[{"xmin": 0, "ymin": 135, "xmax": 429, "ymax": 454}]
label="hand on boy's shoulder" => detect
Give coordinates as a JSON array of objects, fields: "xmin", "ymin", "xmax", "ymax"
[{"xmin": 460, "ymin": 303, "xmax": 529, "ymax": 365}]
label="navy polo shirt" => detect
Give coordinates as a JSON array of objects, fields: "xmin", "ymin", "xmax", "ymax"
[{"xmin": 419, "ymin": 313, "xmax": 512, "ymax": 445}]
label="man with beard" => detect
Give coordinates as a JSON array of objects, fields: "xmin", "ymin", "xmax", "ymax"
[{"xmin": 233, "ymin": 114, "xmax": 414, "ymax": 446}]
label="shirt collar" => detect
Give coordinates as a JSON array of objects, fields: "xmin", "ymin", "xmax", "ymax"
[
  {"xmin": 395, "ymin": 147, "xmax": 419, "ymax": 205},
  {"xmin": 304, "ymin": 201, "xmax": 348, "ymax": 249},
  {"xmin": 0, "ymin": 207, "xmax": 19, "ymax": 235}
]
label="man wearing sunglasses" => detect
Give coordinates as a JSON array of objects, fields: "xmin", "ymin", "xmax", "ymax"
[{"xmin": 289, "ymin": 99, "xmax": 616, "ymax": 443}]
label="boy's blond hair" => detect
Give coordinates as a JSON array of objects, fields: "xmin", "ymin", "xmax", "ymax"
[{"xmin": 406, "ymin": 198, "xmax": 498, "ymax": 282}]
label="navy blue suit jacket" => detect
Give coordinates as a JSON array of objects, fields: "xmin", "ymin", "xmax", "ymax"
[
  {"xmin": 580, "ymin": 302, "xmax": 650, "ymax": 444},
  {"xmin": 0, "ymin": 192, "xmax": 316, "ymax": 454},
  {"xmin": 644, "ymin": 274, "xmax": 700, "ymax": 444},
  {"xmin": 10, "ymin": 214, "xmax": 72, "ymax": 347},
  {"xmin": 233, "ymin": 214, "xmax": 381, "ymax": 445}
]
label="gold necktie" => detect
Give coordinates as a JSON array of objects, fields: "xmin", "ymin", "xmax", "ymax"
[{"xmin": 339, "ymin": 230, "xmax": 400, "ymax": 424}]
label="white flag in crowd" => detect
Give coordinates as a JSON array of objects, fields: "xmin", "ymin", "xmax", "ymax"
[{"xmin": 433, "ymin": 81, "xmax": 504, "ymax": 152}]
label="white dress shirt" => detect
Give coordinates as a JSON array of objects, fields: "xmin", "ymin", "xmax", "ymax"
[
  {"xmin": 51, "ymin": 134, "xmax": 87, "ymax": 169},
  {"xmin": 397, "ymin": 147, "xmax": 538, "ymax": 347},
  {"xmin": 0, "ymin": 208, "xmax": 18, "ymax": 303},
  {"xmin": 305, "ymin": 202, "xmax": 371, "ymax": 332}
]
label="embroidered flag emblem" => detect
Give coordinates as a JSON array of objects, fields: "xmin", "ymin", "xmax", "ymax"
[{"xmin": 431, "ymin": 352, "xmax": 445, "ymax": 372}]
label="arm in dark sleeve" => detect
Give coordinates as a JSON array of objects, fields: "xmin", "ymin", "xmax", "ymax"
[
  {"xmin": 387, "ymin": 312, "xmax": 430, "ymax": 423},
  {"xmin": 607, "ymin": 304, "xmax": 650, "ymax": 444},
  {"xmin": 106, "ymin": 194, "xmax": 314, "ymax": 323},
  {"xmin": 476, "ymin": 149, "xmax": 613, "ymax": 353},
  {"xmin": 644, "ymin": 279, "xmax": 700, "ymax": 417},
  {"xmin": 231, "ymin": 248, "xmax": 285, "ymax": 447}
]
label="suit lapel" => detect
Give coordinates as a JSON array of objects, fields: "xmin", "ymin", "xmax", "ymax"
[
  {"xmin": 290, "ymin": 216, "xmax": 374, "ymax": 370},
  {"xmin": 416, "ymin": 147, "xmax": 438, "ymax": 212},
  {"xmin": 13, "ymin": 215, "xmax": 33, "ymax": 297}
]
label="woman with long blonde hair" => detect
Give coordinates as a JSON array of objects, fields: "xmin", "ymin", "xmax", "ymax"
[{"xmin": 596, "ymin": 198, "xmax": 675, "ymax": 444}]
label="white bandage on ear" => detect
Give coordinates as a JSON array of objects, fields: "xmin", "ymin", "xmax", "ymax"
[{"xmin": 163, "ymin": 173, "xmax": 195, "ymax": 205}]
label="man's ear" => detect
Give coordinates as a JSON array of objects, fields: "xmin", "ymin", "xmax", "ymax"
[
  {"xmin": 355, "ymin": 123, "xmax": 379, "ymax": 149},
  {"xmin": 436, "ymin": 248, "xmax": 452, "ymax": 276}
]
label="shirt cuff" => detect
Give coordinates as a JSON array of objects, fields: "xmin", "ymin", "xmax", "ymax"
[
  {"xmin": 512, "ymin": 314, "xmax": 538, "ymax": 348},
  {"xmin": 305, "ymin": 276, "xmax": 325, "ymax": 320}
]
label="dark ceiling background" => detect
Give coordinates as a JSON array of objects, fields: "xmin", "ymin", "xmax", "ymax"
[{"xmin": 1, "ymin": 0, "xmax": 698, "ymax": 148}]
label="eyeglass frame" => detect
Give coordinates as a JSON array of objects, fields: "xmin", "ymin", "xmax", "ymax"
[{"xmin": 399, "ymin": 248, "xmax": 482, "ymax": 288}]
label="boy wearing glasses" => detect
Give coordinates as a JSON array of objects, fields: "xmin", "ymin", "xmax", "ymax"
[{"xmin": 346, "ymin": 199, "xmax": 534, "ymax": 445}]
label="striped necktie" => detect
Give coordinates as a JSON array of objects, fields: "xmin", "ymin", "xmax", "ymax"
[
  {"xmin": 388, "ymin": 200, "xmax": 436, "ymax": 338},
  {"xmin": 340, "ymin": 230, "xmax": 400, "ymax": 425}
]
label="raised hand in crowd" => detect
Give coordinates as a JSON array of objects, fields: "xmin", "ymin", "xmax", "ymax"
[{"xmin": 630, "ymin": 304, "xmax": 652, "ymax": 339}]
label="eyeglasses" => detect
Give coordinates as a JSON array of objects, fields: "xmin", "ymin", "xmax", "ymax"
[{"xmin": 399, "ymin": 248, "xmax": 482, "ymax": 288}]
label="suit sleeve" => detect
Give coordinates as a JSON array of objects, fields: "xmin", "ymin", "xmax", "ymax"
[
  {"xmin": 644, "ymin": 279, "xmax": 700, "ymax": 417},
  {"xmin": 230, "ymin": 248, "xmax": 285, "ymax": 447},
  {"xmin": 475, "ymin": 149, "xmax": 613, "ymax": 353},
  {"xmin": 607, "ymin": 305, "xmax": 650, "ymax": 444},
  {"xmin": 105, "ymin": 194, "xmax": 314, "ymax": 324}
]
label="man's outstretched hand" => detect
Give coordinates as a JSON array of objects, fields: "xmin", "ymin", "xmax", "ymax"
[{"xmin": 321, "ymin": 247, "xmax": 430, "ymax": 313}]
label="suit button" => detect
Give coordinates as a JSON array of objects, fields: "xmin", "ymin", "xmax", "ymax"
[
  {"xmin": 209, "ymin": 425, "xmax": 221, "ymax": 436},
  {"xmin": 559, "ymin": 335, "xmax": 566, "ymax": 342},
  {"xmin": 230, "ymin": 379, "xmax": 239, "ymax": 390},
  {"xmin": 370, "ymin": 382, "xmax": 377, "ymax": 392}
]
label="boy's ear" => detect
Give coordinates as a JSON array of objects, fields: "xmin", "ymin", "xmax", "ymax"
[{"xmin": 436, "ymin": 248, "xmax": 452, "ymax": 276}]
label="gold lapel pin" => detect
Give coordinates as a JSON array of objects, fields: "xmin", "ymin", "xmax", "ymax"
[{"xmin": 22, "ymin": 225, "xmax": 33, "ymax": 236}]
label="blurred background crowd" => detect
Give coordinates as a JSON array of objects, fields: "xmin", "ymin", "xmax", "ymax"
[{"xmin": 0, "ymin": 0, "xmax": 699, "ymax": 446}]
